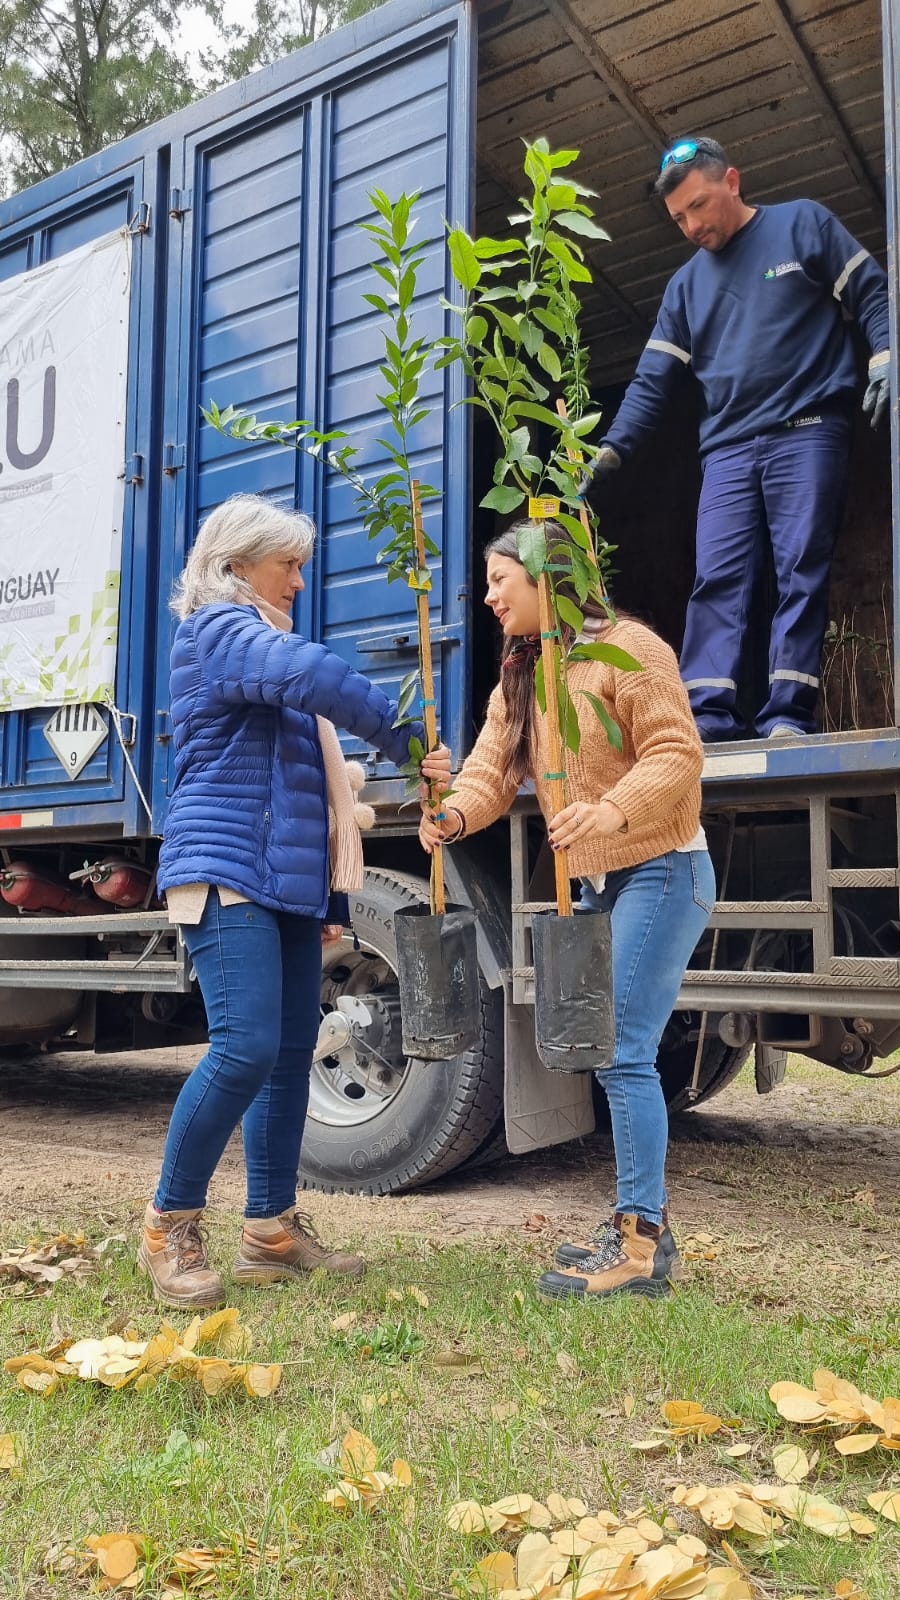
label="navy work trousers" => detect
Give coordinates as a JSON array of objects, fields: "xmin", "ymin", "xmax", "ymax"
[{"xmin": 679, "ymin": 416, "xmax": 851, "ymax": 740}]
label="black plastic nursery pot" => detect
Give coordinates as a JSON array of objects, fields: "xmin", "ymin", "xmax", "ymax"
[
  {"xmin": 394, "ymin": 903, "xmax": 481, "ymax": 1060},
  {"xmin": 532, "ymin": 908, "xmax": 615, "ymax": 1071}
]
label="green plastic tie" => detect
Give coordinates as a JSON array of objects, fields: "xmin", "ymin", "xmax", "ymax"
[{"xmin": 544, "ymin": 771, "xmax": 566, "ymax": 781}]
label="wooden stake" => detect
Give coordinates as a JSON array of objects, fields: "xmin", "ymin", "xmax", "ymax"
[
  {"xmin": 536, "ymin": 557, "xmax": 573, "ymax": 917},
  {"xmin": 411, "ymin": 480, "xmax": 446, "ymax": 916}
]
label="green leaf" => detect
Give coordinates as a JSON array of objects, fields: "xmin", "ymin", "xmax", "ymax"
[
  {"xmin": 472, "ymin": 237, "xmax": 526, "ymax": 258},
  {"xmin": 516, "ymin": 522, "xmax": 547, "ymax": 579},
  {"xmin": 554, "ymin": 211, "xmax": 612, "ymax": 241},
  {"xmin": 510, "ymin": 401, "xmax": 566, "ymax": 430},
  {"xmin": 555, "ymin": 594, "xmax": 584, "ymax": 632},
  {"xmin": 534, "ymin": 656, "xmax": 546, "ymax": 713},
  {"xmin": 545, "ymin": 234, "xmax": 592, "ymax": 284},
  {"xmin": 579, "ymin": 690, "xmax": 623, "ymax": 752},
  {"xmin": 562, "ymin": 688, "xmax": 581, "ymax": 755},
  {"xmin": 448, "ymin": 227, "xmax": 482, "ymax": 290},
  {"xmin": 569, "ymin": 643, "xmax": 642, "ymax": 671},
  {"xmin": 394, "ymin": 670, "xmax": 420, "ymax": 724},
  {"xmin": 506, "ymin": 425, "xmax": 532, "ymax": 464},
  {"xmin": 555, "ymin": 513, "xmax": 595, "ymax": 553},
  {"xmin": 532, "ymin": 307, "xmax": 565, "ymax": 338},
  {"xmin": 572, "ymin": 412, "xmax": 604, "ymax": 436},
  {"xmin": 480, "ymin": 484, "xmax": 526, "ymax": 513},
  {"xmin": 536, "ymin": 342, "xmax": 562, "ymax": 382},
  {"xmin": 520, "ymin": 321, "xmax": 544, "ymax": 358}
]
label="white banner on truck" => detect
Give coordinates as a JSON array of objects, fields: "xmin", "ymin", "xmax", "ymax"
[{"xmin": 0, "ymin": 229, "xmax": 130, "ymax": 712}]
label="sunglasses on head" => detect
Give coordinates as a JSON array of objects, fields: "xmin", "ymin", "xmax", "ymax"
[{"xmin": 659, "ymin": 140, "xmax": 703, "ymax": 174}]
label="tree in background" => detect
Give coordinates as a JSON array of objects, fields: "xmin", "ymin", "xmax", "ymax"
[
  {"xmin": 200, "ymin": 0, "xmax": 388, "ymax": 86},
  {"xmin": 0, "ymin": 0, "xmax": 389, "ymax": 196}
]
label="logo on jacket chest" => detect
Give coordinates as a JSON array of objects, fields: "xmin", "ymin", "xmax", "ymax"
[{"xmin": 763, "ymin": 261, "xmax": 802, "ymax": 279}]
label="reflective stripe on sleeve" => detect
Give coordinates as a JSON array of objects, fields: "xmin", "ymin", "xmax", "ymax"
[
  {"xmin": 770, "ymin": 668, "xmax": 819, "ymax": 688},
  {"xmin": 833, "ymin": 248, "xmax": 869, "ymax": 300},
  {"xmin": 682, "ymin": 677, "xmax": 738, "ymax": 691},
  {"xmin": 646, "ymin": 337, "xmax": 691, "ymax": 365}
]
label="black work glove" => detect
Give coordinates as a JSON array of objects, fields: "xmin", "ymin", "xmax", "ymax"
[
  {"xmin": 577, "ymin": 445, "xmax": 622, "ymax": 499},
  {"xmin": 862, "ymin": 352, "xmax": 890, "ymax": 430}
]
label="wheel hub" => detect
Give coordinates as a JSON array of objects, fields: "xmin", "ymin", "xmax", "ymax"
[{"xmin": 314, "ymin": 992, "xmax": 405, "ymax": 1100}]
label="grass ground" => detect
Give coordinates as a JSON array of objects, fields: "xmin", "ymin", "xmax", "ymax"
[{"xmin": 0, "ymin": 1057, "xmax": 897, "ymax": 1600}]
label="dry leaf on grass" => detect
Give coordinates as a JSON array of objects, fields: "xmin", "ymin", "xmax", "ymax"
[
  {"xmin": 772, "ymin": 1444, "xmax": 812, "ymax": 1483},
  {"xmin": 556, "ymin": 1351, "xmax": 578, "ymax": 1377},
  {"xmin": 433, "ymin": 1349, "xmax": 485, "ymax": 1376},
  {"xmin": 867, "ymin": 1489, "xmax": 900, "ymax": 1523},
  {"xmin": 452, "ymin": 1497, "xmax": 751, "ymax": 1600},
  {"xmin": 3, "ymin": 1310, "xmax": 280, "ymax": 1401},
  {"xmin": 661, "ymin": 1400, "xmax": 724, "ymax": 1438},
  {"xmin": 386, "ymin": 1284, "xmax": 429, "ymax": 1308},
  {"xmin": 0, "ymin": 1433, "xmax": 24, "ymax": 1474},
  {"xmin": 321, "ymin": 1430, "xmax": 412, "ymax": 1514},
  {"xmin": 80, "ymin": 1533, "xmax": 148, "ymax": 1591},
  {"xmin": 769, "ymin": 1370, "xmax": 900, "ymax": 1453},
  {"xmin": 0, "ymin": 1233, "xmax": 100, "ymax": 1296},
  {"xmin": 672, "ymin": 1478, "xmax": 877, "ymax": 1545}
]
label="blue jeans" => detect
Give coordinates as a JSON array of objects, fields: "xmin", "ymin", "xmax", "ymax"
[
  {"xmin": 580, "ymin": 850, "xmax": 716, "ymax": 1225},
  {"xmin": 680, "ymin": 417, "xmax": 851, "ymax": 738},
  {"xmin": 154, "ymin": 894, "xmax": 323, "ymax": 1217}
]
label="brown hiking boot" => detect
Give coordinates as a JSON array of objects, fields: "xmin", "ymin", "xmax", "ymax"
[
  {"xmin": 233, "ymin": 1209, "xmax": 366, "ymax": 1284},
  {"xmin": 538, "ymin": 1213, "xmax": 676, "ymax": 1301},
  {"xmin": 136, "ymin": 1205, "xmax": 226, "ymax": 1309},
  {"xmin": 554, "ymin": 1205, "xmax": 682, "ymax": 1280}
]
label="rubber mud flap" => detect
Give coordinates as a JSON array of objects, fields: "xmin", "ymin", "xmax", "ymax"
[
  {"xmin": 532, "ymin": 908, "xmax": 614, "ymax": 1071},
  {"xmin": 394, "ymin": 903, "xmax": 480, "ymax": 1060}
]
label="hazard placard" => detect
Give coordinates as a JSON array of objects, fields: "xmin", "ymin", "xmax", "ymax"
[{"xmin": 43, "ymin": 703, "xmax": 108, "ymax": 780}]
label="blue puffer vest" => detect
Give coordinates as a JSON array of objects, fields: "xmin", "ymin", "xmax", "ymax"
[{"xmin": 158, "ymin": 604, "xmax": 420, "ymax": 917}]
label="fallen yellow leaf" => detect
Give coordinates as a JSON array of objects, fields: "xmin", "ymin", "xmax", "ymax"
[
  {"xmin": 472, "ymin": 1551, "xmax": 515, "ymax": 1593},
  {"xmin": 834, "ymin": 1433, "xmax": 882, "ymax": 1456},
  {"xmin": 243, "ymin": 1364, "xmax": 281, "ymax": 1398},
  {"xmin": 339, "ymin": 1429, "xmax": 378, "ymax": 1476},
  {"xmin": 772, "ymin": 1444, "xmax": 812, "ymax": 1483},
  {"xmin": 867, "ymin": 1489, "xmax": 900, "ymax": 1523},
  {"xmin": 0, "ymin": 1434, "xmax": 23, "ymax": 1472}
]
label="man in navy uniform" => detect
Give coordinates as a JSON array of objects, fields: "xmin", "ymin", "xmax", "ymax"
[{"xmin": 585, "ymin": 137, "xmax": 890, "ymax": 742}]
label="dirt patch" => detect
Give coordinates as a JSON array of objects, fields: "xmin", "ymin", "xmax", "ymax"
[{"xmin": 0, "ymin": 1047, "xmax": 896, "ymax": 1261}]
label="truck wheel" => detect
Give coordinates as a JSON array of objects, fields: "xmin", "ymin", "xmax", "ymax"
[
  {"xmin": 300, "ymin": 869, "xmax": 504, "ymax": 1195},
  {"xmin": 659, "ymin": 1026, "xmax": 751, "ymax": 1114}
]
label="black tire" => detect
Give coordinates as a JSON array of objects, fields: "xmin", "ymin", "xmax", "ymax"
[
  {"xmin": 660, "ymin": 1027, "xmax": 751, "ymax": 1114},
  {"xmin": 299, "ymin": 868, "xmax": 504, "ymax": 1195}
]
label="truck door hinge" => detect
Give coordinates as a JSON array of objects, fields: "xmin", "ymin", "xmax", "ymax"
[
  {"xmin": 127, "ymin": 202, "xmax": 152, "ymax": 235},
  {"xmin": 162, "ymin": 442, "xmax": 186, "ymax": 475},
  {"xmin": 120, "ymin": 452, "xmax": 144, "ymax": 485},
  {"xmin": 169, "ymin": 188, "xmax": 192, "ymax": 219},
  {"xmin": 156, "ymin": 708, "xmax": 172, "ymax": 745}
]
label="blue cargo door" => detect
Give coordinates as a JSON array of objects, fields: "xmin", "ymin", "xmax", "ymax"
[
  {"xmin": 154, "ymin": 0, "xmax": 473, "ymax": 805},
  {"xmin": 306, "ymin": 18, "xmax": 474, "ymax": 775},
  {"xmin": 0, "ymin": 167, "xmax": 156, "ymax": 825}
]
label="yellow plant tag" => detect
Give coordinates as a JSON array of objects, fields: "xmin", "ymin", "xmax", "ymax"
[{"xmin": 528, "ymin": 496, "xmax": 560, "ymax": 518}]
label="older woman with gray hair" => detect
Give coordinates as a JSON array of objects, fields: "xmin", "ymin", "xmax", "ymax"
[{"xmin": 139, "ymin": 493, "xmax": 423, "ymax": 1309}]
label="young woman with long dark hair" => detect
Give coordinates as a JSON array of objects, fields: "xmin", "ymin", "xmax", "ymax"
[{"xmin": 420, "ymin": 523, "xmax": 714, "ymax": 1300}]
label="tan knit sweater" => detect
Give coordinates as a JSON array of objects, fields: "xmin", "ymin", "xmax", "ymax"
[{"xmin": 450, "ymin": 619, "xmax": 703, "ymax": 875}]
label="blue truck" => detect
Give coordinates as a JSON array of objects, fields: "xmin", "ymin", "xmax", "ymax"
[{"xmin": 1, "ymin": 0, "xmax": 898, "ymax": 1193}]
